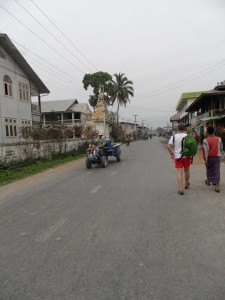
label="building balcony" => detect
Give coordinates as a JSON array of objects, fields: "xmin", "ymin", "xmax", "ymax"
[
  {"xmin": 209, "ymin": 109, "xmax": 225, "ymax": 116},
  {"xmin": 43, "ymin": 119, "xmax": 94, "ymax": 127},
  {"xmin": 190, "ymin": 109, "xmax": 225, "ymax": 126}
]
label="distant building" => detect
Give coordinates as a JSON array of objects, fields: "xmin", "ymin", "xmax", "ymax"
[
  {"xmin": 170, "ymin": 112, "xmax": 180, "ymax": 132},
  {"xmin": 40, "ymin": 99, "xmax": 93, "ymax": 127},
  {"xmin": 119, "ymin": 121, "xmax": 137, "ymax": 136},
  {"xmin": 186, "ymin": 82, "xmax": 225, "ymax": 146},
  {"xmin": 175, "ymin": 92, "xmax": 202, "ymax": 126}
]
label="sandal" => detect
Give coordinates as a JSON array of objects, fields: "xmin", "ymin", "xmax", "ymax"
[
  {"xmin": 205, "ymin": 179, "xmax": 211, "ymax": 186},
  {"xmin": 215, "ymin": 188, "xmax": 220, "ymax": 193},
  {"xmin": 185, "ymin": 183, "xmax": 190, "ymax": 189},
  {"xmin": 178, "ymin": 190, "xmax": 184, "ymax": 195}
]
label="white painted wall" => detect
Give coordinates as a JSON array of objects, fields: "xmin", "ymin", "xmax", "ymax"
[
  {"xmin": 0, "ymin": 45, "xmax": 33, "ymax": 144},
  {"xmin": 0, "ymin": 139, "xmax": 86, "ymax": 161}
]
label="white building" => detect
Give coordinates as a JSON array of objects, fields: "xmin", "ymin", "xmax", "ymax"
[
  {"xmin": 40, "ymin": 99, "xmax": 93, "ymax": 126},
  {"xmin": 0, "ymin": 34, "xmax": 49, "ymax": 144}
]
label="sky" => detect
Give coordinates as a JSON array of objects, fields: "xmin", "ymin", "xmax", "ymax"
[{"xmin": 1, "ymin": 0, "xmax": 225, "ymax": 129}]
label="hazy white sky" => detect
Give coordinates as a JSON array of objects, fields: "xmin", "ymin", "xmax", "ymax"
[{"xmin": 1, "ymin": 0, "xmax": 225, "ymax": 128}]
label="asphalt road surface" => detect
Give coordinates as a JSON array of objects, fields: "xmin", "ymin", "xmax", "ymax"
[{"xmin": 0, "ymin": 138, "xmax": 225, "ymax": 300}]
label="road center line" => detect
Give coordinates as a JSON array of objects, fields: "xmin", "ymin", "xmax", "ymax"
[
  {"xmin": 90, "ymin": 185, "xmax": 102, "ymax": 194},
  {"xmin": 36, "ymin": 218, "xmax": 67, "ymax": 242}
]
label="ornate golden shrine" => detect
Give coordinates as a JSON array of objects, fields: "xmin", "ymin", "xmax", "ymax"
[{"xmin": 92, "ymin": 84, "xmax": 110, "ymax": 122}]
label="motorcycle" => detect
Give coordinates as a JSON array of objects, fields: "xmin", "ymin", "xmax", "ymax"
[{"xmin": 125, "ymin": 140, "xmax": 130, "ymax": 146}]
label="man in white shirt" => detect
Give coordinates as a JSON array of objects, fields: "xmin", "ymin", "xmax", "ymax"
[{"xmin": 167, "ymin": 124, "xmax": 192, "ymax": 195}]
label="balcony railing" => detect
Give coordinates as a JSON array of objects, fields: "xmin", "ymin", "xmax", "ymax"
[
  {"xmin": 196, "ymin": 112, "xmax": 209, "ymax": 124},
  {"xmin": 209, "ymin": 109, "xmax": 225, "ymax": 116},
  {"xmin": 43, "ymin": 119, "xmax": 94, "ymax": 126},
  {"xmin": 191, "ymin": 109, "xmax": 225, "ymax": 126}
]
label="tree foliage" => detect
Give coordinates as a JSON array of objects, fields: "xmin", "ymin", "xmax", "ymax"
[
  {"xmin": 109, "ymin": 73, "xmax": 134, "ymax": 124},
  {"xmin": 156, "ymin": 127, "xmax": 163, "ymax": 133},
  {"xmin": 82, "ymin": 71, "xmax": 112, "ymax": 109}
]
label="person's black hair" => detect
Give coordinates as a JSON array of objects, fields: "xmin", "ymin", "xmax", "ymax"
[{"xmin": 207, "ymin": 126, "xmax": 214, "ymax": 135}]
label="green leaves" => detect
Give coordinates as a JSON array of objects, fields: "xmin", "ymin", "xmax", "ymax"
[{"xmin": 82, "ymin": 71, "xmax": 112, "ymax": 109}]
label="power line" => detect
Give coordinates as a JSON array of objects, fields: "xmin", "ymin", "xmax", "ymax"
[
  {"xmin": 0, "ymin": 3, "xmax": 85, "ymax": 74},
  {"xmin": 14, "ymin": 0, "xmax": 94, "ymax": 73},
  {"xmin": 30, "ymin": 0, "xmax": 98, "ymax": 71},
  {"xmin": 38, "ymin": 73, "xmax": 87, "ymax": 98},
  {"xmin": 25, "ymin": 58, "xmax": 87, "ymax": 96},
  {"xmin": 22, "ymin": 51, "xmax": 84, "ymax": 90},
  {"xmin": 134, "ymin": 58, "xmax": 225, "ymax": 101},
  {"xmin": 125, "ymin": 106, "xmax": 174, "ymax": 112},
  {"xmin": 12, "ymin": 39, "xmax": 84, "ymax": 88}
]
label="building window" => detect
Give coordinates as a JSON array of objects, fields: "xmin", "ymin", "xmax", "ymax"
[
  {"xmin": 5, "ymin": 118, "xmax": 17, "ymax": 137},
  {"xmin": 3, "ymin": 75, "xmax": 12, "ymax": 96},
  {"xmin": 21, "ymin": 119, "xmax": 31, "ymax": 126},
  {"xmin": 19, "ymin": 82, "xmax": 29, "ymax": 101}
]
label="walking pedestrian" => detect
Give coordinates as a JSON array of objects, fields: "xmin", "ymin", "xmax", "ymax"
[
  {"xmin": 202, "ymin": 126, "xmax": 224, "ymax": 193},
  {"xmin": 167, "ymin": 124, "xmax": 192, "ymax": 195}
]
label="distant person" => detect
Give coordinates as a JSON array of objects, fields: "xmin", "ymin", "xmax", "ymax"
[
  {"xmin": 167, "ymin": 124, "xmax": 192, "ymax": 195},
  {"xmin": 202, "ymin": 126, "xmax": 224, "ymax": 193},
  {"xmin": 124, "ymin": 135, "xmax": 130, "ymax": 146},
  {"xmin": 96, "ymin": 133, "xmax": 105, "ymax": 147}
]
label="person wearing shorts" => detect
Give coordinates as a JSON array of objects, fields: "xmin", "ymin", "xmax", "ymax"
[{"xmin": 167, "ymin": 124, "xmax": 191, "ymax": 195}]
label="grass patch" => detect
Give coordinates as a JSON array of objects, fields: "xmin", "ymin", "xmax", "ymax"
[{"xmin": 0, "ymin": 151, "xmax": 85, "ymax": 186}]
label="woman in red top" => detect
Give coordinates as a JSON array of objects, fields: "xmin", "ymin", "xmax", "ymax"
[{"xmin": 202, "ymin": 126, "xmax": 224, "ymax": 192}]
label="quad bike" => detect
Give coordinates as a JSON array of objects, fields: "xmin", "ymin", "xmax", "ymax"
[
  {"xmin": 85, "ymin": 144, "xmax": 107, "ymax": 169},
  {"xmin": 85, "ymin": 140, "xmax": 121, "ymax": 169}
]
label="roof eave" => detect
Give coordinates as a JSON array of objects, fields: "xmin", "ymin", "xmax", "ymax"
[{"xmin": 0, "ymin": 34, "xmax": 50, "ymax": 94}]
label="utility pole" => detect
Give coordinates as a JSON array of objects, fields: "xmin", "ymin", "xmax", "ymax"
[
  {"xmin": 132, "ymin": 114, "xmax": 138, "ymax": 139},
  {"xmin": 132, "ymin": 114, "xmax": 138, "ymax": 123}
]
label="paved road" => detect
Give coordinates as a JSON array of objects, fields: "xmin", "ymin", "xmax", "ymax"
[{"xmin": 0, "ymin": 138, "xmax": 225, "ymax": 300}]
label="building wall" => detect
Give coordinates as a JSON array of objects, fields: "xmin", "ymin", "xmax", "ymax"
[
  {"xmin": 120, "ymin": 123, "xmax": 136, "ymax": 135},
  {"xmin": 0, "ymin": 45, "xmax": 33, "ymax": 144},
  {"xmin": 0, "ymin": 139, "xmax": 86, "ymax": 161}
]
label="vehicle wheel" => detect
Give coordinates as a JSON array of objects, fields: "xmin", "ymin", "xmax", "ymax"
[
  {"xmin": 86, "ymin": 158, "xmax": 92, "ymax": 169},
  {"xmin": 101, "ymin": 156, "xmax": 107, "ymax": 168},
  {"xmin": 116, "ymin": 148, "xmax": 121, "ymax": 162}
]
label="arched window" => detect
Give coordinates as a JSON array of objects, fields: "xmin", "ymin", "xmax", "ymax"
[
  {"xmin": 3, "ymin": 75, "xmax": 12, "ymax": 96},
  {"xmin": 19, "ymin": 82, "xmax": 29, "ymax": 101}
]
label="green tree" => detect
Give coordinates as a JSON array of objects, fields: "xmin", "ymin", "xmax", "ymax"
[
  {"xmin": 109, "ymin": 73, "xmax": 134, "ymax": 125},
  {"xmin": 82, "ymin": 71, "xmax": 112, "ymax": 110},
  {"xmin": 156, "ymin": 127, "xmax": 163, "ymax": 133}
]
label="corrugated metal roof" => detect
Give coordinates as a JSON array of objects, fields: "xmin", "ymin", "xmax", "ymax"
[
  {"xmin": 40, "ymin": 99, "xmax": 88, "ymax": 113},
  {"xmin": 0, "ymin": 33, "xmax": 49, "ymax": 94}
]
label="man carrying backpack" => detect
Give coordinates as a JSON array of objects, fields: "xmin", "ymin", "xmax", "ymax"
[{"xmin": 167, "ymin": 124, "xmax": 192, "ymax": 195}]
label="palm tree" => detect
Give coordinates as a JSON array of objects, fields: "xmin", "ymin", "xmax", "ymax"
[{"xmin": 109, "ymin": 73, "xmax": 134, "ymax": 125}]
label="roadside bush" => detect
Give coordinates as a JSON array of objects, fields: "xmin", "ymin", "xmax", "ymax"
[{"xmin": 0, "ymin": 158, "xmax": 37, "ymax": 170}]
